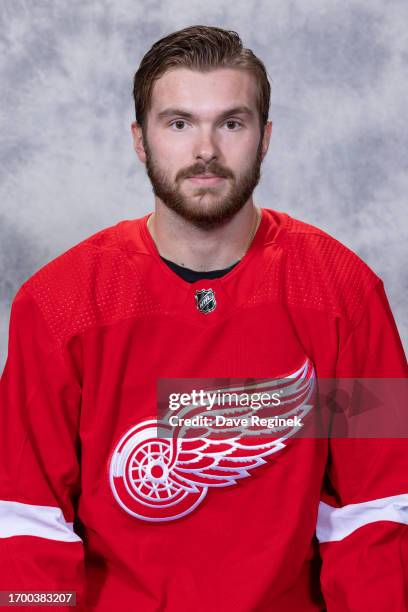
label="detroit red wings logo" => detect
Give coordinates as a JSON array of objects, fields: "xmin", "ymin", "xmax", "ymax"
[{"xmin": 109, "ymin": 358, "xmax": 316, "ymax": 522}]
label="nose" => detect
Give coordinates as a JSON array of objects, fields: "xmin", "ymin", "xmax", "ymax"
[{"xmin": 193, "ymin": 127, "xmax": 220, "ymax": 164}]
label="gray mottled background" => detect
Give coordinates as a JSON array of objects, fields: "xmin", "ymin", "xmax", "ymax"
[{"xmin": 1, "ymin": 0, "xmax": 407, "ymax": 372}]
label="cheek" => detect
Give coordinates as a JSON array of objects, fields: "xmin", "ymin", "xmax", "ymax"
[
  {"xmin": 152, "ymin": 135, "xmax": 188, "ymax": 164},
  {"xmin": 151, "ymin": 126, "xmax": 188, "ymax": 145},
  {"xmin": 228, "ymin": 149, "xmax": 257, "ymax": 175},
  {"xmin": 220, "ymin": 133, "xmax": 259, "ymax": 160}
]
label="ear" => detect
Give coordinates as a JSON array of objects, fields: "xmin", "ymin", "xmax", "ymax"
[
  {"xmin": 261, "ymin": 120, "xmax": 273, "ymax": 160},
  {"xmin": 130, "ymin": 121, "xmax": 147, "ymax": 164}
]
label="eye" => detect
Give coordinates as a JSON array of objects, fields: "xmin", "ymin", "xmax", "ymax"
[
  {"xmin": 225, "ymin": 120, "xmax": 243, "ymax": 130},
  {"xmin": 169, "ymin": 120, "xmax": 188, "ymax": 130}
]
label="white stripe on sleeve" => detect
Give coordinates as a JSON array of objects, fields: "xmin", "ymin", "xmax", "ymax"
[
  {"xmin": 316, "ymin": 493, "xmax": 408, "ymax": 543},
  {"xmin": 0, "ymin": 499, "xmax": 82, "ymax": 542}
]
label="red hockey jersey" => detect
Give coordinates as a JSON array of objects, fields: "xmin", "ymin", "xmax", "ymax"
[{"xmin": 1, "ymin": 207, "xmax": 407, "ymax": 611}]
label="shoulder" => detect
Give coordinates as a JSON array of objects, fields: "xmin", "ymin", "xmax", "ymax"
[
  {"xmin": 17, "ymin": 218, "xmax": 158, "ymax": 346},
  {"xmin": 265, "ymin": 209, "xmax": 382, "ymax": 326}
]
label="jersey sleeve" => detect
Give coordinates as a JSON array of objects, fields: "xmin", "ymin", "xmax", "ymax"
[
  {"xmin": 0, "ymin": 285, "xmax": 85, "ymax": 609},
  {"xmin": 317, "ymin": 279, "xmax": 408, "ymax": 611}
]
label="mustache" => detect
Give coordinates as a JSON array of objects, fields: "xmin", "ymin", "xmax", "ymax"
[{"xmin": 179, "ymin": 163, "xmax": 232, "ymax": 180}]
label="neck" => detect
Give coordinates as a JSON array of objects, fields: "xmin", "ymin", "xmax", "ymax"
[{"xmin": 147, "ymin": 201, "xmax": 261, "ymax": 271}]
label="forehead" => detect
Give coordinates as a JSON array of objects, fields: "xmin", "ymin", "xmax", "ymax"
[{"xmin": 149, "ymin": 68, "xmax": 258, "ymax": 115}]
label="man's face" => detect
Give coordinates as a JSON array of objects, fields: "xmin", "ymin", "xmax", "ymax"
[{"xmin": 132, "ymin": 68, "xmax": 272, "ymax": 229}]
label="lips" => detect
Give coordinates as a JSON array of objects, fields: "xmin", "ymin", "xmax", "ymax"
[
  {"xmin": 187, "ymin": 174, "xmax": 226, "ymax": 185},
  {"xmin": 189, "ymin": 174, "xmax": 222, "ymax": 178}
]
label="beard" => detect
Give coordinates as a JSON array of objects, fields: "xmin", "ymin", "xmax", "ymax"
[{"xmin": 143, "ymin": 131, "xmax": 264, "ymax": 230}]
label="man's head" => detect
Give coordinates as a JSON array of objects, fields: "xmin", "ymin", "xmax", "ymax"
[{"xmin": 131, "ymin": 25, "xmax": 272, "ymax": 229}]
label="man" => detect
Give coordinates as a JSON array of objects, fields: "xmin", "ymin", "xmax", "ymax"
[{"xmin": 1, "ymin": 24, "xmax": 407, "ymax": 612}]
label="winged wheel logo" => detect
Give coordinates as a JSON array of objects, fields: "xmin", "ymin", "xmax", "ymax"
[{"xmin": 109, "ymin": 358, "xmax": 316, "ymax": 522}]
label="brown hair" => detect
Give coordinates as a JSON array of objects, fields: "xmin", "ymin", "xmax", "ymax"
[{"xmin": 133, "ymin": 25, "xmax": 271, "ymax": 135}]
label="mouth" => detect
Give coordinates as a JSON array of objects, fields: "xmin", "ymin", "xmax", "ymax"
[{"xmin": 187, "ymin": 174, "xmax": 226, "ymax": 186}]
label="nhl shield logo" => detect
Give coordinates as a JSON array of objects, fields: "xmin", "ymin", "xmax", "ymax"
[{"xmin": 195, "ymin": 288, "xmax": 216, "ymax": 314}]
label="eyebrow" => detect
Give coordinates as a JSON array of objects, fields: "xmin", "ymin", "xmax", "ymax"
[{"xmin": 156, "ymin": 105, "xmax": 255, "ymax": 121}]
